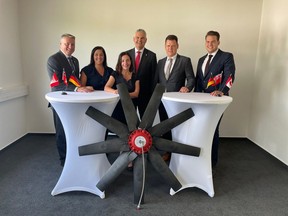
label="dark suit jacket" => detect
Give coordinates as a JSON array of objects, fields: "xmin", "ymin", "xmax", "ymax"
[
  {"xmin": 47, "ymin": 51, "xmax": 80, "ymax": 92},
  {"xmin": 195, "ymin": 49, "xmax": 235, "ymax": 95},
  {"xmin": 127, "ymin": 48, "xmax": 157, "ymax": 95},
  {"xmin": 156, "ymin": 54, "xmax": 195, "ymax": 92}
]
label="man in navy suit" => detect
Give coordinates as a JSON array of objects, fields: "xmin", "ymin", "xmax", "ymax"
[
  {"xmin": 127, "ymin": 29, "xmax": 157, "ymax": 118},
  {"xmin": 195, "ymin": 30, "xmax": 236, "ymax": 168},
  {"xmin": 156, "ymin": 34, "xmax": 195, "ymax": 160},
  {"xmin": 47, "ymin": 33, "xmax": 92, "ymax": 166}
]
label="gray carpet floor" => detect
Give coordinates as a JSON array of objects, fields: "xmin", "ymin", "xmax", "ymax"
[{"xmin": 0, "ymin": 134, "xmax": 287, "ymax": 216}]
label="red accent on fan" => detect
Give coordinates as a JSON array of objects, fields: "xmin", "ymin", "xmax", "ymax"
[{"xmin": 128, "ymin": 129, "xmax": 153, "ymax": 154}]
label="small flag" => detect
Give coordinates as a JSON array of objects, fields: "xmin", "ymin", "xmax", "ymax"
[
  {"xmin": 213, "ymin": 73, "xmax": 222, "ymax": 86},
  {"xmin": 50, "ymin": 72, "xmax": 59, "ymax": 87},
  {"xmin": 206, "ymin": 73, "xmax": 223, "ymax": 89},
  {"xmin": 62, "ymin": 70, "xmax": 68, "ymax": 86},
  {"xmin": 206, "ymin": 76, "xmax": 215, "ymax": 88},
  {"xmin": 69, "ymin": 75, "xmax": 81, "ymax": 87},
  {"xmin": 225, "ymin": 75, "xmax": 233, "ymax": 89}
]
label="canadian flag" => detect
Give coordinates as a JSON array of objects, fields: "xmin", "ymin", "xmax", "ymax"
[
  {"xmin": 50, "ymin": 72, "xmax": 59, "ymax": 87},
  {"xmin": 225, "ymin": 75, "xmax": 233, "ymax": 89}
]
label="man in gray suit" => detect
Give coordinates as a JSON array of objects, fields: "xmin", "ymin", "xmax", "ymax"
[
  {"xmin": 156, "ymin": 35, "xmax": 195, "ymax": 93},
  {"xmin": 47, "ymin": 33, "xmax": 92, "ymax": 166},
  {"xmin": 127, "ymin": 29, "xmax": 157, "ymax": 119},
  {"xmin": 156, "ymin": 35, "xmax": 195, "ymax": 160}
]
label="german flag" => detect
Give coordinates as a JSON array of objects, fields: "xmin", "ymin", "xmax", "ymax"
[
  {"xmin": 69, "ymin": 75, "xmax": 81, "ymax": 87},
  {"xmin": 206, "ymin": 76, "xmax": 215, "ymax": 88}
]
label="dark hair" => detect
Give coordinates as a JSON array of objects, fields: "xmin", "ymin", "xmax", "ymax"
[
  {"xmin": 115, "ymin": 52, "xmax": 134, "ymax": 74},
  {"xmin": 165, "ymin": 35, "xmax": 178, "ymax": 43},
  {"xmin": 205, "ymin": 31, "xmax": 220, "ymax": 41},
  {"xmin": 89, "ymin": 46, "xmax": 107, "ymax": 68}
]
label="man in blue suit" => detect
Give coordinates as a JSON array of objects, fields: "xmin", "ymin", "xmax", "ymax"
[
  {"xmin": 195, "ymin": 31, "xmax": 236, "ymax": 168},
  {"xmin": 47, "ymin": 33, "xmax": 92, "ymax": 166},
  {"xmin": 156, "ymin": 34, "xmax": 195, "ymax": 160}
]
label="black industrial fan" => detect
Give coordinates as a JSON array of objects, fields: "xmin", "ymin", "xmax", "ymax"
[{"xmin": 78, "ymin": 83, "xmax": 200, "ymax": 206}]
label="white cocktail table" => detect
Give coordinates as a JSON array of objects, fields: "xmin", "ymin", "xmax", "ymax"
[
  {"xmin": 45, "ymin": 91, "xmax": 119, "ymax": 198},
  {"xmin": 162, "ymin": 92, "xmax": 233, "ymax": 197}
]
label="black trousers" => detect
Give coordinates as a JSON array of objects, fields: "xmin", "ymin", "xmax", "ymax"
[
  {"xmin": 212, "ymin": 116, "xmax": 223, "ymax": 167},
  {"xmin": 52, "ymin": 107, "xmax": 66, "ymax": 163}
]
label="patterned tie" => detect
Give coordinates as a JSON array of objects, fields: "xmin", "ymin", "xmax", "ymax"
[
  {"xmin": 165, "ymin": 58, "xmax": 173, "ymax": 80},
  {"xmin": 135, "ymin": 51, "xmax": 141, "ymax": 73},
  {"xmin": 68, "ymin": 57, "xmax": 75, "ymax": 73},
  {"xmin": 204, "ymin": 54, "xmax": 213, "ymax": 76}
]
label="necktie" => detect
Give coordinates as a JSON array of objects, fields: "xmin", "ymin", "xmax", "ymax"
[
  {"xmin": 68, "ymin": 57, "xmax": 75, "ymax": 73},
  {"xmin": 135, "ymin": 51, "xmax": 141, "ymax": 73},
  {"xmin": 165, "ymin": 58, "xmax": 173, "ymax": 80},
  {"xmin": 204, "ymin": 54, "xmax": 213, "ymax": 76}
]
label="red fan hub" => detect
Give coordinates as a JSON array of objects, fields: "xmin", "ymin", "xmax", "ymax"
[{"xmin": 128, "ymin": 129, "xmax": 152, "ymax": 154}]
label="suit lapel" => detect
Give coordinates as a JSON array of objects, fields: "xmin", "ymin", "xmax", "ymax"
[
  {"xmin": 59, "ymin": 51, "xmax": 74, "ymax": 78},
  {"xmin": 138, "ymin": 48, "xmax": 147, "ymax": 73},
  {"xmin": 168, "ymin": 55, "xmax": 180, "ymax": 78},
  {"xmin": 203, "ymin": 50, "xmax": 224, "ymax": 82}
]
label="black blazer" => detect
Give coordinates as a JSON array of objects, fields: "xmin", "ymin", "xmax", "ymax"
[
  {"xmin": 195, "ymin": 49, "xmax": 235, "ymax": 95},
  {"xmin": 127, "ymin": 48, "xmax": 157, "ymax": 95},
  {"xmin": 47, "ymin": 51, "xmax": 80, "ymax": 92},
  {"xmin": 156, "ymin": 54, "xmax": 195, "ymax": 92}
]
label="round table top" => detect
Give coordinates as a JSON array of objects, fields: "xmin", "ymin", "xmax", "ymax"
[
  {"xmin": 162, "ymin": 92, "xmax": 233, "ymax": 104},
  {"xmin": 45, "ymin": 91, "xmax": 119, "ymax": 103}
]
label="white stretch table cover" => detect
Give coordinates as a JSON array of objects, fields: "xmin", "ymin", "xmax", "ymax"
[
  {"xmin": 162, "ymin": 92, "xmax": 233, "ymax": 197},
  {"xmin": 45, "ymin": 91, "xmax": 119, "ymax": 198}
]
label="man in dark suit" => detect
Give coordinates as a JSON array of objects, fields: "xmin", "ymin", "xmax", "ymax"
[
  {"xmin": 127, "ymin": 29, "xmax": 157, "ymax": 119},
  {"xmin": 156, "ymin": 34, "xmax": 195, "ymax": 160},
  {"xmin": 195, "ymin": 30, "xmax": 236, "ymax": 168},
  {"xmin": 47, "ymin": 33, "xmax": 92, "ymax": 166}
]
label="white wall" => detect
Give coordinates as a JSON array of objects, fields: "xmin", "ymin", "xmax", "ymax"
[
  {"xmin": 249, "ymin": 0, "xmax": 288, "ymax": 164},
  {"xmin": 18, "ymin": 0, "xmax": 262, "ymax": 138},
  {"xmin": 5, "ymin": 0, "xmax": 287, "ymax": 166},
  {"xmin": 0, "ymin": 0, "xmax": 27, "ymax": 150}
]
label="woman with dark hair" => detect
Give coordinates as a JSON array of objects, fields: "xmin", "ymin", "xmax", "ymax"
[
  {"xmin": 80, "ymin": 46, "xmax": 114, "ymax": 90},
  {"xmin": 105, "ymin": 51, "xmax": 140, "ymax": 125}
]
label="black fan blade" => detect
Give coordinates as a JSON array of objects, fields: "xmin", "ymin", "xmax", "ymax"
[
  {"xmin": 138, "ymin": 84, "xmax": 165, "ymax": 129},
  {"xmin": 86, "ymin": 106, "xmax": 129, "ymax": 138},
  {"xmin": 153, "ymin": 137, "xmax": 201, "ymax": 157},
  {"xmin": 148, "ymin": 108, "xmax": 194, "ymax": 137},
  {"xmin": 133, "ymin": 153, "xmax": 147, "ymax": 204},
  {"xmin": 117, "ymin": 83, "xmax": 139, "ymax": 131},
  {"xmin": 148, "ymin": 147, "xmax": 182, "ymax": 192},
  {"xmin": 78, "ymin": 138, "xmax": 129, "ymax": 156},
  {"xmin": 97, "ymin": 151, "xmax": 138, "ymax": 192}
]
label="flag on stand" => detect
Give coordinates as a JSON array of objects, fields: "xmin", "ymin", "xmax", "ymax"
[
  {"xmin": 213, "ymin": 73, "xmax": 222, "ymax": 86},
  {"xmin": 206, "ymin": 76, "xmax": 215, "ymax": 88},
  {"xmin": 62, "ymin": 70, "xmax": 68, "ymax": 86},
  {"xmin": 50, "ymin": 72, "xmax": 59, "ymax": 87},
  {"xmin": 69, "ymin": 75, "xmax": 81, "ymax": 87},
  {"xmin": 225, "ymin": 74, "xmax": 233, "ymax": 89},
  {"xmin": 206, "ymin": 73, "xmax": 223, "ymax": 89}
]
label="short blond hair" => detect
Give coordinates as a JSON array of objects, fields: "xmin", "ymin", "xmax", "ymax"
[{"xmin": 60, "ymin": 33, "xmax": 75, "ymax": 40}]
